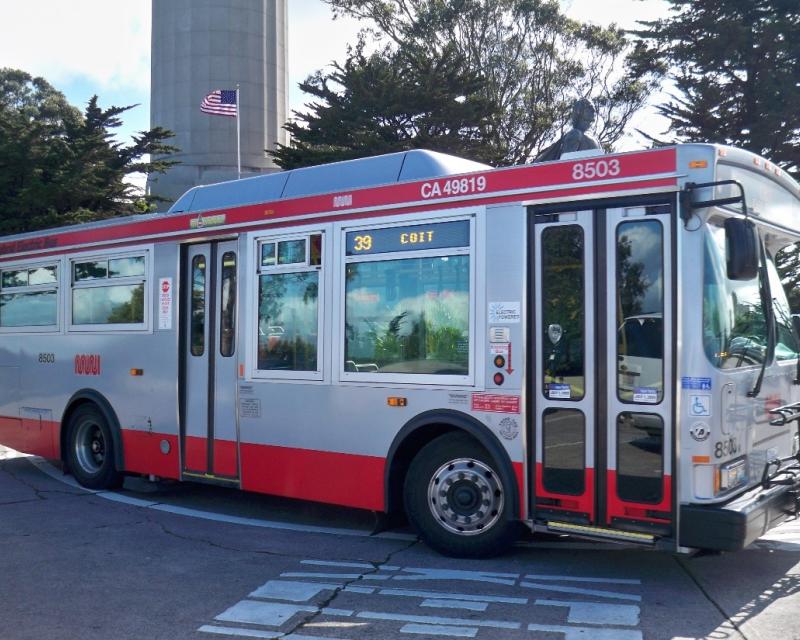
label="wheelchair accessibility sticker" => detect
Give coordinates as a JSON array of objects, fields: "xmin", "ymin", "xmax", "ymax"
[{"xmin": 689, "ymin": 394, "xmax": 711, "ymax": 417}]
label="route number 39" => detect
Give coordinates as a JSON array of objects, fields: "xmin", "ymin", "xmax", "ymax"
[{"xmin": 572, "ymin": 158, "xmax": 621, "ymax": 181}]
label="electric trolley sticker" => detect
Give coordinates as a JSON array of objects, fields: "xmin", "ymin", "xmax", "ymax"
[
  {"xmin": 488, "ymin": 301, "xmax": 521, "ymax": 323},
  {"xmin": 547, "ymin": 383, "xmax": 571, "ymax": 399},
  {"xmin": 471, "ymin": 393, "xmax": 521, "ymax": 414},
  {"xmin": 158, "ymin": 277, "xmax": 173, "ymax": 330},
  {"xmin": 633, "ymin": 387, "xmax": 659, "ymax": 403},
  {"xmin": 681, "ymin": 376, "xmax": 712, "ymax": 390},
  {"xmin": 689, "ymin": 394, "xmax": 711, "ymax": 417}
]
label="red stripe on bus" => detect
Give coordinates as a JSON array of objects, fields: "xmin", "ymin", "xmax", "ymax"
[
  {"xmin": 605, "ymin": 470, "xmax": 672, "ymax": 524},
  {"xmin": 121, "ymin": 430, "xmax": 180, "ymax": 480},
  {"xmin": 240, "ymin": 442, "xmax": 386, "ymax": 512},
  {"xmin": 534, "ymin": 462, "xmax": 595, "ymax": 521},
  {"xmin": 214, "ymin": 439, "xmax": 238, "ymax": 477},
  {"xmin": 0, "ymin": 149, "xmax": 677, "ymax": 260},
  {"xmin": 183, "ymin": 435, "xmax": 208, "ymax": 473},
  {"xmin": 0, "ymin": 415, "xmax": 59, "ymax": 459}
]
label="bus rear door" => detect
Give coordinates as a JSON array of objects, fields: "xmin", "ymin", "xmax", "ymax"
[{"xmin": 530, "ymin": 202, "xmax": 674, "ymax": 542}]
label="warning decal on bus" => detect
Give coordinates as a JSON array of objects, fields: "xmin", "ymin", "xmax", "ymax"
[{"xmin": 471, "ymin": 393, "xmax": 521, "ymax": 414}]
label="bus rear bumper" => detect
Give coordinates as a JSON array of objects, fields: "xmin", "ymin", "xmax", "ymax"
[{"xmin": 679, "ymin": 483, "xmax": 797, "ymax": 552}]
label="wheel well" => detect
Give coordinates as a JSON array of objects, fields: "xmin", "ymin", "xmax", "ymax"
[
  {"xmin": 60, "ymin": 391, "xmax": 124, "ymax": 471},
  {"xmin": 385, "ymin": 410, "xmax": 520, "ymax": 520},
  {"xmin": 386, "ymin": 422, "xmax": 458, "ymax": 520}
]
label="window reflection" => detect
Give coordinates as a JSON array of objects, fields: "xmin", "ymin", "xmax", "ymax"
[
  {"xmin": 190, "ymin": 256, "xmax": 206, "ymax": 356},
  {"xmin": 72, "ymin": 284, "xmax": 144, "ymax": 325},
  {"xmin": 617, "ymin": 412, "xmax": 664, "ymax": 504},
  {"xmin": 220, "ymin": 252, "xmax": 237, "ymax": 358},
  {"xmin": 767, "ymin": 255, "xmax": 798, "ymax": 361},
  {"xmin": 703, "ymin": 225, "xmax": 768, "ymax": 368},
  {"xmin": 541, "ymin": 226, "xmax": 584, "ymax": 400},
  {"xmin": 543, "ymin": 408, "xmax": 585, "ymax": 495},
  {"xmin": 345, "ymin": 256, "xmax": 469, "ymax": 375},
  {"xmin": 0, "ymin": 291, "xmax": 57, "ymax": 327},
  {"xmin": 617, "ymin": 221, "xmax": 664, "ymax": 403},
  {"xmin": 258, "ymin": 272, "xmax": 319, "ymax": 371}
]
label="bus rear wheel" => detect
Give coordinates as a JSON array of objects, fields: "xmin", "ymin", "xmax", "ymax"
[
  {"xmin": 404, "ymin": 432, "xmax": 517, "ymax": 557},
  {"xmin": 66, "ymin": 405, "xmax": 123, "ymax": 490}
]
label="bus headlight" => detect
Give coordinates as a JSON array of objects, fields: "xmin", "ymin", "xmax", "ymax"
[{"xmin": 716, "ymin": 457, "xmax": 748, "ymax": 494}]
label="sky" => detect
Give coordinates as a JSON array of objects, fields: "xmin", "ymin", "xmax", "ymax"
[{"xmin": 0, "ymin": 0, "xmax": 671, "ymax": 152}]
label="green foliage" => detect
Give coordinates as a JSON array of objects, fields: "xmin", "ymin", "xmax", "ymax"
[
  {"xmin": 273, "ymin": 0, "xmax": 658, "ymax": 169},
  {"xmin": 631, "ymin": 0, "xmax": 800, "ymax": 174},
  {"xmin": 0, "ymin": 68, "xmax": 178, "ymax": 235}
]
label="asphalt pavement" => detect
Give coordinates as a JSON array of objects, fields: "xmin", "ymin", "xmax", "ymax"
[{"xmin": 1, "ymin": 445, "xmax": 798, "ymax": 640}]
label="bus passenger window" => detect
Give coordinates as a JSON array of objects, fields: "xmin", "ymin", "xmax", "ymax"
[
  {"xmin": 0, "ymin": 265, "xmax": 59, "ymax": 328},
  {"xmin": 256, "ymin": 234, "xmax": 321, "ymax": 374},
  {"xmin": 190, "ymin": 255, "xmax": 205, "ymax": 356},
  {"xmin": 220, "ymin": 252, "xmax": 236, "ymax": 357},
  {"xmin": 71, "ymin": 254, "xmax": 147, "ymax": 327},
  {"xmin": 616, "ymin": 221, "xmax": 664, "ymax": 404},
  {"xmin": 768, "ymin": 251, "xmax": 799, "ymax": 361}
]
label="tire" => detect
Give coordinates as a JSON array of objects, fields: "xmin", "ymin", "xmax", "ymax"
[
  {"xmin": 65, "ymin": 405, "xmax": 123, "ymax": 490},
  {"xmin": 404, "ymin": 432, "xmax": 518, "ymax": 558}
]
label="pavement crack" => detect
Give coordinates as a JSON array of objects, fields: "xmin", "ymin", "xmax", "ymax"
[
  {"xmin": 282, "ymin": 536, "xmax": 420, "ymax": 636},
  {"xmin": 674, "ymin": 554, "xmax": 749, "ymax": 640},
  {"xmin": 2, "ymin": 464, "xmax": 49, "ymax": 500}
]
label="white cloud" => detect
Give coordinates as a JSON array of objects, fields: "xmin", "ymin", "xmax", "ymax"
[{"xmin": 0, "ymin": 0, "xmax": 151, "ymax": 91}]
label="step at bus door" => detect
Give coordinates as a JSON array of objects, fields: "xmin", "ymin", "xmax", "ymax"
[
  {"xmin": 182, "ymin": 240, "xmax": 240, "ymax": 481},
  {"xmin": 531, "ymin": 203, "xmax": 673, "ymax": 537}
]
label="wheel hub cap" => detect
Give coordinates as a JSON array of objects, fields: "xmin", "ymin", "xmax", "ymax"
[{"xmin": 427, "ymin": 458, "xmax": 504, "ymax": 536}]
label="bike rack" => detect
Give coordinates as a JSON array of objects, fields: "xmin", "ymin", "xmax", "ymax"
[{"xmin": 764, "ymin": 402, "xmax": 800, "ymax": 517}]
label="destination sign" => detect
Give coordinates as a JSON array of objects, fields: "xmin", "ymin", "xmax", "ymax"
[{"xmin": 346, "ymin": 220, "xmax": 469, "ymax": 256}]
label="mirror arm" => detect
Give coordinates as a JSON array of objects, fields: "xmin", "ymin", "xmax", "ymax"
[
  {"xmin": 681, "ymin": 180, "xmax": 749, "ymax": 225},
  {"xmin": 748, "ymin": 232, "xmax": 774, "ymax": 398}
]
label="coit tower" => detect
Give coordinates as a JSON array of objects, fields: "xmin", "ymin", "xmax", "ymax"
[{"xmin": 148, "ymin": 0, "xmax": 288, "ymax": 206}]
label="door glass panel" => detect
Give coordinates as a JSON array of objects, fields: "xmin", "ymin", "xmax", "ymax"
[
  {"xmin": 190, "ymin": 255, "xmax": 206, "ymax": 356},
  {"xmin": 616, "ymin": 220, "xmax": 664, "ymax": 403},
  {"xmin": 542, "ymin": 408, "xmax": 585, "ymax": 495},
  {"xmin": 220, "ymin": 252, "xmax": 236, "ymax": 357},
  {"xmin": 617, "ymin": 412, "xmax": 663, "ymax": 503},
  {"xmin": 541, "ymin": 226, "xmax": 584, "ymax": 400}
]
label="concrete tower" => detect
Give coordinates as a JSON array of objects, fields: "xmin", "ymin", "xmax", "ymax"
[{"xmin": 148, "ymin": 0, "xmax": 288, "ymax": 206}]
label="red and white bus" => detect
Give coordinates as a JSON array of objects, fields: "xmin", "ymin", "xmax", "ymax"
[{"xmin": 1, "ymin": 144, "xmax": 800, "ymax": 557}]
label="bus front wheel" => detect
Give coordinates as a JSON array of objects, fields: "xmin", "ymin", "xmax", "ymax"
[
  {"xmin": 404, "ymin": 432, "xmax": 517, "ymax": 557},
  {"xmin": 66, "ymin": 405, "xmax": 123, "ymax": 490}
]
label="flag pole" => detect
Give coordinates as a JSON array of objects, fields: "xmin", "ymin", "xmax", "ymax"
[{"xmin": 236, "ymin": 83, "xmax": 241, "ymax": 179}]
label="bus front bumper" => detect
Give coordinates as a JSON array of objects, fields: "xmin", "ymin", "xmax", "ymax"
[{"xmin": 679, "ymin": 483, "xmax": 797, "ymax": 552}]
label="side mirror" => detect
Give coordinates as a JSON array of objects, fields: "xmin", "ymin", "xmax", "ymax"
[
  {"xmin": 725, "ymin": 218, "xmax": 759, "ymax": 280},
  {"xmin": 792, "ymin": 314, "xmax": 800, "ymax": 338}
]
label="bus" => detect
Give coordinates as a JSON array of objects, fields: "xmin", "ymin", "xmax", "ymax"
[{"xmin": 1, "ymin": 144, "xmax": 799, "ymax": 557}]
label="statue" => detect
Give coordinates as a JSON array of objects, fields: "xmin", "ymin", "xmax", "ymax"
[{"xmin": 535, "ymin": 99, "xmax": 601, "ymax": 162}]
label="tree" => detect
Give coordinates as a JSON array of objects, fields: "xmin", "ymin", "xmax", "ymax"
[
  {"xmin": 0, "ymin": 68, "xmax": 178, "ymax": 235},
  {"xmin": 631, "ymin": 0, "xmax": 800, "ymax": 174},
  {"xmin": 273, "ymin": 0, "xmax": 658, "ymax": 169},
  {"xmin": 272, "ymin": 39, "xmax": 503, "ymax": 168}
]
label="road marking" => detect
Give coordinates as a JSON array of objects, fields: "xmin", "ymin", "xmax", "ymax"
[
  {"xmin": 300, "ymin": 559, "xmax": 399, "ymax": 570},
  {"xmin": 421, "ymin": 599, "xmax": 488, "ymax": 612},
  {"xmin": 198, "ymin": 625, "xmax": 283, "ymax": 638},
  {"xmin": 528, "ymin": 623, "xmax": 643, "ymax": 640},
  {"xmin": 355, "ymin": 611, "xmax": 521, "ymax": 630},
  {"xmin": 525, "ymin": 574, "xmax": 641, "ymax": 585},
  {"xmin": 250, "ymin": 580, "xmax": 338, "ymax": 602},
  {"xmin": 379, "ymin": 588, "xmax": 528, "ymax": 605},
  {"xmin": 280, "ymin": 572, "xmax": 392, "ymax": 580},
  {"xmin": 535, "ymin": 599, "xmax": 640, "ymax": 626},
  {"xmin": 400, "ymin": 623, "xmax": 478, "ymax": 637},
  {"xmin": 520, "ymin": 581, "xmax": 641, "ymax": 601},
  {"xmin": 215, "ymin": 601, "xmax": 317, "ymax": 627},
  {"xmin": 395, "ymin": 568, "xmax": 519, "ymax": 585}
]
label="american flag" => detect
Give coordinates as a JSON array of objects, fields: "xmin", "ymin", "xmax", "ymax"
[{"xmin": 200, "ymin": 89, "xmax": 238, "ymax": 117}]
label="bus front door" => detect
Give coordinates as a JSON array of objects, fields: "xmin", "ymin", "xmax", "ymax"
[
  {"xmin": 531, "ymin": 203, "xmax": 674, "ymax": 541},
  {"xmin": 182, "ymin": 240, "xmax": 240, "ymax": 482}
]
